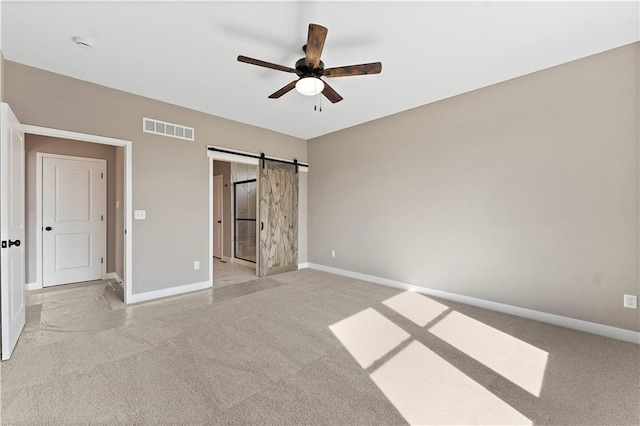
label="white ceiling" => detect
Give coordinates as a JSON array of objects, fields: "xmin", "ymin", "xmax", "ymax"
[{"xmin": 2, "ymin": 1, "xmax": 638, "ymax": 140}]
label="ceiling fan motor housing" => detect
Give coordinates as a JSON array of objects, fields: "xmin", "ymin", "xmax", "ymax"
[{"xmin": 295, "ymin": 57, "xmax": 325, "ymax": 78}]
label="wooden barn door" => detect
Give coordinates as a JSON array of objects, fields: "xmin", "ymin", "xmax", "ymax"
[{"xmin": 258, "ymin": 159, "xmax": 298, "ymax": 277}]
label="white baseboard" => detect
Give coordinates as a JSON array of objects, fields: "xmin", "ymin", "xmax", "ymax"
[
  {"xmin": 127, "ymin": 280, "xmax": 212, "ymax": 304},
  {"xmin": 307, "ymin": 263, "xmax": 640, "ymax": 345},
  {"xmin": 105, "ymin": 272, "xmax": 123, "ymax": 283},
  {"xmin": 25, "ymin": 282, "xmax": 41, "ymax": 291},
  {"xmin": 298, "ymin": 262, "xmax": 309, "ymax": 269}
]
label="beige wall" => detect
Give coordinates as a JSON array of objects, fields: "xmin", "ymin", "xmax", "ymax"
[
  {"xmin": 5, "ymin": 61, "xmax": 307, "ymax": 295},
  {"xmin": 213, "ymin": 160, "xmax": 232, "ymax": 259},
  {"xmin": 24, "ymin": 135, "xmax": 120, "ymax": 283},
  {"xmin": 309, "ymin": 43, "xmax": 640, "ymax": 332}
]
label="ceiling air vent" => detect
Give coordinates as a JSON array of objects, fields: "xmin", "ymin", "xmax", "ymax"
[{"xmin": 143, "ymin": 117, "xmax": 194, "ymax": 141}]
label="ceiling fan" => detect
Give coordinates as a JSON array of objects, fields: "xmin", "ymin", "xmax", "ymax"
[{"xmin": 237, "ymin": 23, "xmax": 382, "ymax": 103}]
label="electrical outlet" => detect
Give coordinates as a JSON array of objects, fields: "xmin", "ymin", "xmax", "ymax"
[
  {"xmin": 331, "ymin": 250, "xmax": 336, "ymax": 258},
  {"xmin": 623, "ymin": 294, "xmax": 637, "ymax": 309},
  {"xmin": 194, "ymin": 261, "xmax": 200, "ymax": 270}
]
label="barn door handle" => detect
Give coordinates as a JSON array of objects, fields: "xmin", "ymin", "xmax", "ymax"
[
  {"xmin": 217, "ymin": 221, "xmax": 221, "ymax": 224},
  {"xmin": 261, "ymin": 222, "xmax": 264, "ymax": 231},
  {"xmin": 8, "ymin": 239, "xmax": 21, "ymax": 247},
  {"xmin": 45, "ymin": 226, "xmax": 53, "ymax": 231}
]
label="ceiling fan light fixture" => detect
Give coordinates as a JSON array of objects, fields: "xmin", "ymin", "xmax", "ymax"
[{"xmin": 295, "ymin": 77, "xmax": 324, "ymax": 96}]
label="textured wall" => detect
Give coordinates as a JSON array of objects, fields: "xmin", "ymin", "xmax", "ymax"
[{"xmin": 309, "ymin": 43, "xmax": 639, "ymax": 332}]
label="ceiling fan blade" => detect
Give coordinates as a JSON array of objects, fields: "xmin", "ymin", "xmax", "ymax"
[
  {"xmin": 268, "ymin": 80, "xmax": 298, "ymax": 99},
  {"xmin": 237, "ymin": 55, "xmax": 296, "ymax": 73},
  {"xmin": 305, "ymin": 24, "xmax": 328, "ymax": 69},
  {"xmin": 321, "ymin": 80, "xmax": 343, "ymax": 103},
  {"xmin": 324, "ymin": 62, "xmax": 382, "ymax": 78}
]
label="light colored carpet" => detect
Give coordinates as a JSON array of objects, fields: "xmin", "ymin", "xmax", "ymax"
[{"xmin": 1, "ymin": 269, "xmax": 638, "ymax": 425}]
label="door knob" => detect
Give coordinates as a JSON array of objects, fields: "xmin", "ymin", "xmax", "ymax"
[
  {"xmin": 45, "ymin": 226, "xmax": 53, "ymax": 231},
  {"xmin": 217, "ymin": 220, "xmax": 222, "ymax": 224},
  {"xmin": 8, "ymin": 239, "xmax": 20, "ymax": 247}
]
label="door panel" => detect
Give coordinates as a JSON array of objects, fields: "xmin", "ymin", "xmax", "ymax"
[
  {"xmin": 258, "ymin": 159, "xmax": 298, "ymax": 277},
  {"xmin": 43, "ymin": 157, "xmax": 104, "ymax": 287},
  {"xmin": 56, "ymin": 233, "xmax": 91, "ymax": 269},
  {"xmin": 1, "ymin": 103, "xmax": 26, "ymax": 360},
  {"xmin": 213, "ymin": 175, "xmax": 223, "ymax": 259},
  {"xmin": 56, "ymin": 168, "xmax": 91, "ymax": 221}
]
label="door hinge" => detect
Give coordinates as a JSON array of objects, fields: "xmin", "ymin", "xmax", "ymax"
[
  {"xmin": 101, "ymin": 172, "xmax": 104, "ymax": 179},
  {"xmin": 101, "ymin": 215, "xmax": 104, "ymax": 221},
  {"xmin": 101, "ymin": 257, "xmax": 104, "ymax": 264}
]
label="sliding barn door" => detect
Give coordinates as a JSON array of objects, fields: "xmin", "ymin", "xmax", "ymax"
[{"xmin": 258, "ymin": 159, "xmax": 298, "ymax": 277}]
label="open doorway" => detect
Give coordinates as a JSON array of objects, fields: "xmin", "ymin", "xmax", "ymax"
[
  {"xmin": 25, "ymin": 134, "xmax": 126, "ymax": 304},
  {"xmin": 212, "ymin": 159, "xmax": 258, "ymax": 287},
  {"xmin": 21, "ymin": 125, "xmax": 133, "ymax": 304},
  {"xmin": 209, "ymin": 146, "xmax": 306, "ymax": 288}
]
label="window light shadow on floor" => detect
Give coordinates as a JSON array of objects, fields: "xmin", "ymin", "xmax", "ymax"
[
  {"xmin": 429, "ymin": 310, "xmax": 548, "ymax": 397},
  {"xmin": 329, "ymin": 290, "xmax": 548, "ymax": 425},
  {"xmin": 370, "ymin": 340, "xmax": 532, "ymax": 425},
  {"xmin": 328, "ymin": 307, "xmax": 410, "ymax": 369}
]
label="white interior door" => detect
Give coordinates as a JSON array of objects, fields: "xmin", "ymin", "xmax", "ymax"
[
  {"xmin": 42, "ymin": 156, "xmax": 105, "ymax": 287},
  {"xmin": 213, "ymin": 174, "xmax": 223, "ymax": 259},
  {"xmin": 1, "ymin": 103, "xmax": 26, "ymax": 360}
]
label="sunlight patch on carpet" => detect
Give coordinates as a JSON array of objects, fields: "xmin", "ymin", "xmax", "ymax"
[
  {"xmin": 370, "ymin": 341, "xmax": 532, "ymax": 425},
  {"xmin": 329, "ymin": 308, "xmax": 410, "ymax": 368},
  {"xmin": 383, "ymin": 291, "xmax": 449, "ymax": 326},
  {"xmin": 429, "ymin": 310, "xmax": 548, "ymax": 396}
]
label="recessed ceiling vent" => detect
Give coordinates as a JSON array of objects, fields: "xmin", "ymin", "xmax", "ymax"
[{"xmin": 143, "ymin": 117, "xmax": 194, "ymax": 141}]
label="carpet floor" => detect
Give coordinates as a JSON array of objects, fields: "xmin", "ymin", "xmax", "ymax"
[{"xmin": 1, "ymin": 268, "xmax": 638, "ymax": 425}]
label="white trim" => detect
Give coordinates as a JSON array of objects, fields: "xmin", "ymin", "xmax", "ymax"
[
  {"xmin": 106, "ymin": 272, "xmax": 123, "ymax": 283},
  {"xmin": 298, "ymin": 262, "xmax": 309, "ymax": 269},
  {"xmin": 23, "ymin": 125, "xmax": 130, "ymax": 147},
  {"xmin": 36, "ymin": 154, "xmax": 107, "ymax": 287},
  {"xmin": 222, "ymin": 256, "xmax": 233, "ymax": 263},
  {"xmin": 207, "ymin": 145, "xmax": 308, "ymax": 173},
  {"xmin": 25, "ymin": 282, "xmax": 40, "ymax": 291},
  {"xmin": 127, "ymin": 280, "xmax": 212, "ymax": 304},
  {"xmin": 24, "ymin": 125, "xmax": 133, "ymax": 304},
  {"xmin": 209, "ymin": 159, "xmax": 214, "ymax": 288},
  {"xmin": 307, "ymin": 263, "xmax": 640, "ymax": 345}
]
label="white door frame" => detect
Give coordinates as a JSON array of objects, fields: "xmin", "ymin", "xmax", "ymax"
[
  {"xmin": 37, "ymin": 153, "xmax": 107, "ymax": 287},
  {"xmin": 22, "ymin": 125, "xmax": 134, "ymax": 304}
]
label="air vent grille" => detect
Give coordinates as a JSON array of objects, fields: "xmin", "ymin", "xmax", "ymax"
[{"xmin": 143, "ymin": 117, "xmax": 194, "ymax": 141}]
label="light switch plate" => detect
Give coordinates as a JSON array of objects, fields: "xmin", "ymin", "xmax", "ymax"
[{"xmin": 134, "ymin": 210, "xmax": 146, "ymax": 220}]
